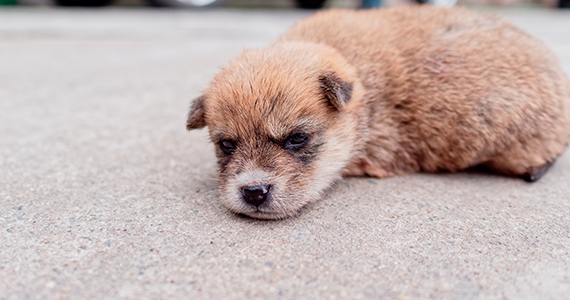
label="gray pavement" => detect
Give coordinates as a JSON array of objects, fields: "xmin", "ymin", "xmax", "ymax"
[{"xmin": 1, "ymin": 6, "xmax": 570, "ymax": 300}]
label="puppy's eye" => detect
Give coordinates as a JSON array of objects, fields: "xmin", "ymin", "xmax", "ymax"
[
  {"xmin": 219, "ymin": 139, "xmax": 236, "ymax": 155},
  {"xmin": 284, "ymin": 133, "xmax": 310, "ymax": 150}
]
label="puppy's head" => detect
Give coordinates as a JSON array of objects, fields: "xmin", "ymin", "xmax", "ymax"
[{"xmin": 187, "ymin": 42, "xmax": 363, "ymax": 219}]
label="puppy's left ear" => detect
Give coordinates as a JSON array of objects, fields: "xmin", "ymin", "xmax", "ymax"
[
  {"xmin": 319, "ymin": 72, "xmax": 353, "ymax": 110},
  {"xmin": 186, "ymin": 95, "xmax": 207, "ymax": 130}
]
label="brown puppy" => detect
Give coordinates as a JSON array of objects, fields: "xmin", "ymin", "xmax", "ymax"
[{"xmin": 187, "ymin": 6, "xmax": 570, "ymax": 219}]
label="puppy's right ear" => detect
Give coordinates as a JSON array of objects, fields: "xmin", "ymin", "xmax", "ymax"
[
  {"xmin": 319, "ymin": 72, "xmax": 353, "ymax": 110},
  {"xmin": 186, "ymin": 95, "xmax": 207, "ymax": 130}
]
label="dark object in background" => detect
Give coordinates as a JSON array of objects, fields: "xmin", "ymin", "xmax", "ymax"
[
  {"xmin": 361, "ymin": 0, "xmax": 380, "ymax": 7},
  {"xmin": 0, "ymin": 0, "xmax": 18, "ymax": 5},
  {"xmin": 560, "ymin": 0, "xmax": 570, "ymax": 8},
  {"xmin": 54, "ymin": 0, "xmax": 114, "ymax": 5},
  {"xmin": 295, "ymin": 0, "xmax": 327, "ymax": 8},
  {"xmin": 147, "ymin": 0, "xmax": 224, "ymax": 7}
]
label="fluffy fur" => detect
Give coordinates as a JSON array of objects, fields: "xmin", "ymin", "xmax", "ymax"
[{"xmin": 187, "ymin": 6, "xmax": 570, "ymax": 219}]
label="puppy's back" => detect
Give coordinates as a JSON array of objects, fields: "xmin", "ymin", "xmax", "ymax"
[{"xmin": 280, "ymin": 6, "xmax": 570, "ymax": 175}]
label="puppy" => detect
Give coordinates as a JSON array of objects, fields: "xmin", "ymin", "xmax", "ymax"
[{"xmin": 187, "ymin": 6, "xmax": 570, "ymax": 219}]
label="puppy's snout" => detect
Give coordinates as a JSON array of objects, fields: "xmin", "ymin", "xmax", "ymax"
[{"xmin": 241, "ymin": 184, "xmax": 271, "ymax": 207}]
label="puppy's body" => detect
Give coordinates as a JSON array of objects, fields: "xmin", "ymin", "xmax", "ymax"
[
  {"xmin": 281, "ymin": 7, "xmax": 570, "ymax": 178},
  {"xmin": 188, "ymin": 7, "xmax": 570, "ymax": 219}
]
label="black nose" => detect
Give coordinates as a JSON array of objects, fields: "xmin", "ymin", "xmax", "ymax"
[{"xmin": 241, "ymin": 184, "xmax": 271, "ymax": 207}]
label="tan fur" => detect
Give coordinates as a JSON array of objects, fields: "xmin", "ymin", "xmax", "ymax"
[{"xmin": 187, "ymin": 6, "xmax": 570, "ymax": 219}]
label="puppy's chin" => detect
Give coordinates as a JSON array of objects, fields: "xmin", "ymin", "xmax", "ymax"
[
  {"xmin": 221, "ymin": 195, "xmax": 308, "ymax": 220},
  {"xmin": 219, "ymin": 186, "xmax": 319, "ymax": 220},
  {"xmin": 222, "ymin": 203, "xmax": 301, "ymax": 220},
  {"xmin": 239, "ymin": 210, "xmax": 296, "ymax": 220}
]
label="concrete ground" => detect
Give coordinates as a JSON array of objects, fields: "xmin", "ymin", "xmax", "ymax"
[{"xmin": 1, "ymin": 6, "xmax": 570, "ymax": 300}]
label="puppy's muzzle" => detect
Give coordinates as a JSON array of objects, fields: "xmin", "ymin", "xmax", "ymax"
[{"xmin": 240, "ymin": 184, "xmax": 271, "ymax": 207}]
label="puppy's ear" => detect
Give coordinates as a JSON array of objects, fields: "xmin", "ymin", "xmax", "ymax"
[
  {"xmin": 319, "ymin": 72, "xmax": 353, "ymax": 110},
  {"xmin": 186, "ymin": 95, "xmax": 207, "ymax": 130}
]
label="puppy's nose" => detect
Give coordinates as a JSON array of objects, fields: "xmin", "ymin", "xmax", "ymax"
[{"xmin": 241, "ymin": 184, "xmax": 270, "ymax": 207}]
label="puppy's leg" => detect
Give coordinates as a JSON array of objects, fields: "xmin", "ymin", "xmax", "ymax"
[
  {"xmin": 520, "ymin": 161, "xmax": 554, "ymax": 182},
  {"xmin": 343, "ymin": 157, "xmax": 405, "ymax": 178},
  {"xmin": 484, "ymin": 140, "xmax": 561, "ymax": 182}
]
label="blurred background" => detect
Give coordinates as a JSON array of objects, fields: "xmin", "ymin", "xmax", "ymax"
[{"xmin": 2, "ymin": 0, "xmax": 569, "ymax": 9}]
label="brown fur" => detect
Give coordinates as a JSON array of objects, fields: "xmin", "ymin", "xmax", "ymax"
[{"xmin": 187, "ymin": 6, "xmax": 570, "ymax": 219}]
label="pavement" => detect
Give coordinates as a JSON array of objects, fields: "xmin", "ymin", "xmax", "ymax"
[{"xmin": 1, "ymin": 6, "xmax": 570, "ymax": 300}]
